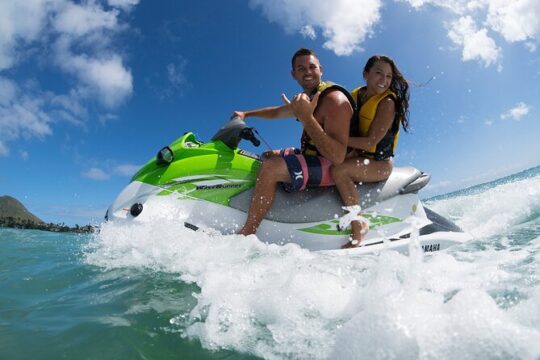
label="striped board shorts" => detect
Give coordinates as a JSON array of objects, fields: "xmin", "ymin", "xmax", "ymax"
[{"xmin": 279, "ymin": 147, "xmax": 334, "ymax": 192}]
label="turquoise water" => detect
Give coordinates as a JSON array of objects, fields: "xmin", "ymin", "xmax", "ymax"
[{"xmin": 1, "ymin": 166, "xmax": 540, "ymax": 359}]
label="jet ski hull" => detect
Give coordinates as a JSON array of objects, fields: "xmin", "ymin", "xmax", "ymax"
[
  {"xmin": 106, "ymin": 181, "xmax": 472, "ymax": 253},
  {"xmin": 106, "ymin": 118, "xmax": 473, "ymax": 254}
]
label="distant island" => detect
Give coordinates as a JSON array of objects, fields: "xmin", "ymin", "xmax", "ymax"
[{"xmin": 0, "ymin": 195, "xmax": 94, "ymax": 233}]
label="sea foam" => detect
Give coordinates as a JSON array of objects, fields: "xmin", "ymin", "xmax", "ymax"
[{"xmin": 85, "ymin": 171, "xmax": 540, "ymax": 359}]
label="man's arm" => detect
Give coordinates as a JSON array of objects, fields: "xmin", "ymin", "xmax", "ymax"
[
  {"xmin": 348, "ymin": 97, "xmax": 395, "ymax": 151},
  {"xmin": 234, "ymin": 96, "xmax": 294, "ymax": 120},
  {"xmin": 291, "ymin": 90, "xmax": 352, "ymax": 164}
]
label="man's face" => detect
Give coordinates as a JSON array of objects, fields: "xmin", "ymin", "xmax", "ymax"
[{"xmin": 291, "ymin": 55, "xmax": 322, "ymax": 92}]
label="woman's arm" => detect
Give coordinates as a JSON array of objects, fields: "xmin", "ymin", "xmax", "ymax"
[{"xmin": 348, "ymin": 97, "xmax": 396, "ymax": 151}]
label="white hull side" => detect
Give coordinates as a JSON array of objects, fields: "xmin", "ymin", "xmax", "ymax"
[{"xmin": 107, "ymin": 181, "xmax": 472, "ymax": 253}]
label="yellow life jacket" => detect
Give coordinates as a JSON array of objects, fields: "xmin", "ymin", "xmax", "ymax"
[
  {"xmin": 300, "ymin": 81, "xmax": 356, "ymax": 157},
  {"xmin": 351, "ymin": 86, "xmax": 399, "ymax": 160}
]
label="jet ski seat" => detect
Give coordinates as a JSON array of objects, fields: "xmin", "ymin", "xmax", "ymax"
[{"xmin": 229, "ymin": 166, "xmax": 431, "ymax": 223}]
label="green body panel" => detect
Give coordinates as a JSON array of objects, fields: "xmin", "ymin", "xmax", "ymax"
[
  {"xmin": 298, "ymin": 214, "xmax": 402, "ymax": 235},
  {"xmin": 129, "ymin": 132, "xmax": 404, "ymax": 236},
  {"xmin": 132, "ymin": 133, "xmax": 260, "ymax": 206}
]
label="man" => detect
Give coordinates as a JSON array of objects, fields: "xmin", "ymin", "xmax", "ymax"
[{"xmin": 234, "ymin": 48, "xmax": 354, "ymax": 236}]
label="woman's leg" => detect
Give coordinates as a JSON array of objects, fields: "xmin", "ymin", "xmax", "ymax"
[{"xmin": 331, "ymin": 157, "xmax": 392, "ymax": 247}]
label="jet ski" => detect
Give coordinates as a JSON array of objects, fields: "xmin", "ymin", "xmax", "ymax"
[{"xmin": 106, "ymin": 117, "xmax": 472, "ymax": 254}]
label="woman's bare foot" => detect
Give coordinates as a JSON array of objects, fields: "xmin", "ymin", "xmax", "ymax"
[
  {"xmin": 341, "ymin": 238, "xmax": 361, "ymax": 249},
  {"xmin": 341, "ymin": 220, "xmax": 369, "ymax": 249}
]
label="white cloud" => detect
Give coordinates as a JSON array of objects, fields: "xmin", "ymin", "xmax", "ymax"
[
  {"xmin": 447, "ymin": 16, "xmax": 501, "ymax": 67},
  {"xmin": 0, "ymin": 77, "xmax": 53, "ymax": 157},
  {"xmin": 98, "ymin": 113, "xmax": 119, "ymax": 125},
  {"xmin": 300, "ymin": 25, "xmax": 317, "ymax": 40},
  {"xmin": 402, "ymin": 0, "xmax": 540, "ymax": 67},
  {"xmin": 108, "ymin": 0, "xmax": 140, "ymax": 11},
  {"xmin": 167, "ymin": 61, "xmax": 187, "ymax": 88},
  {"xmin": 486, "ymin": 0, "xmax": 540, "ymax": 43},
  {"xmin": 52, "ymin": 1, "xmax": 134, "ymax": 108},
  {"xmin": 0, "ymin": 141, "xmax": 8, "ymax": 156},
  {"xmin": 405, "ymin": 0, "xmax": 471, "ymax": 14},
  {"xmin": 53, "ymin": 2, "xmax": 119, "ymax": 37},
  {"xmin": 114, "ymin": 164, "xmax": 140, "ymax": 177},
  {"xmin": 82, "ymin": 167, "xmax": 111, "ymax": 180},
  {"xmin": 250, "ymin": 0, "xmax": 537, "ymax": 63},
  {"xmin": 0, "ymin": 0, "xmax": 58, "ymax": 70},
  {"xmin": 0, "ymin": 76, "xmax": 18, "ymax": 105},
  {"xmin": 153, "ymin": 58, "xmax": 190, "ymax": 99},
  {"xmin": 407, "ymin": 0, "xmax": 491, "ymax": 14},
  {"xmin": 58, "ymin": 48, "xmax": 133, "ymax": 108},
  {"xmin": 500, "ymin": 102, "xmax": 530, "ymax": 120},
  {"xmin": 0, "ymin": 76, "xmax": 95, "ymax": 156},
  {"xmin": 249, "ymin": 0, "xmax": 382, "ymax": 56},
  {"xmin": 80, "ymin": 163, "xmax": 139, "ymax": 181},
  {"xmin": 0, "ymin": 0, "xmax": 137, "ymax": 154},
  {"xmin": 525, "ymin": 42, "xmax": 537, "ymax": 52},
  {"xmin": 1, "ymin": 0, "xmax": 134, "ymax": 104},
  {"xmin": 50, "ymin": 90, "xmax": 88, "ymax": 125}
]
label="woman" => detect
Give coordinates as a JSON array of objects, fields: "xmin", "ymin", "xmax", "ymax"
[{"xmin": 332, "ymin": 55, "xmax": 410, "ymax": 248}]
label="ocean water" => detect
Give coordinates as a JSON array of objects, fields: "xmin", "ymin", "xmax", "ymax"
[{"xmin": 1, "ymin": 166, "xmax": 540, "ymax": 360}]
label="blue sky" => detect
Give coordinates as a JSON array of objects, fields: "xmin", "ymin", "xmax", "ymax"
[{"xmin": 1, "ymin": 0, "xmax": 539, "ymax": 225}]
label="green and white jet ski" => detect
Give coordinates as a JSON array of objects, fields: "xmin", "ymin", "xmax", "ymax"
[{"xmin": 106, "ymin": 117, "xmax": 472, "ymax": 254}]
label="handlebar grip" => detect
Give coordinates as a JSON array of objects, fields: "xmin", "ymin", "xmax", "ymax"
[
  {"xmin": 240, "ymin": 128, "xmax": 260, "ymax": 147},
  {"xmin": 251, "ymin": 136, "xmax": 261, "ymax": 147}
]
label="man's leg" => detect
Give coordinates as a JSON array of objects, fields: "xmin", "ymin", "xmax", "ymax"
[{"xmin": 239, "ymin": 157, "xmax": 291, "ymax": 235}]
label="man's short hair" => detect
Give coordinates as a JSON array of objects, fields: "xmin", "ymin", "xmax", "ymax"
[{"xmin": 291, "ymin": 48, "xmax": 318, "ymax": 69}]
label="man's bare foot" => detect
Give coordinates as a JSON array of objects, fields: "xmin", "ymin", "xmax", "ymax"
[
  {"xmin": 238, "ymin": 229, "xmax": 250, "ymax": 236},
  {"xmin": 238, "ymin": 226, "xmax": 256, "ymax": 236}
]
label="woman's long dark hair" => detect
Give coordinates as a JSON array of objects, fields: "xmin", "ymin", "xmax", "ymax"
[{"xmin": 364, "ymin": 55, "xmax": 410, "ymax": 132}]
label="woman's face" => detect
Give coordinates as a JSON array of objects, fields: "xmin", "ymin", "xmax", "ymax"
[{"xmin": 364, "ymin": 60, "xmax": 393, "ymax": 96}]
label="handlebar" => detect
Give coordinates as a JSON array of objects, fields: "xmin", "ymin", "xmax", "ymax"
[
  {"xmin": 240, "ymin": 127, "xmax": 261, "ymax": 147},
  {"xmin": 211, "ymin": 116, "xmax": 262, "ymax": 149}
]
